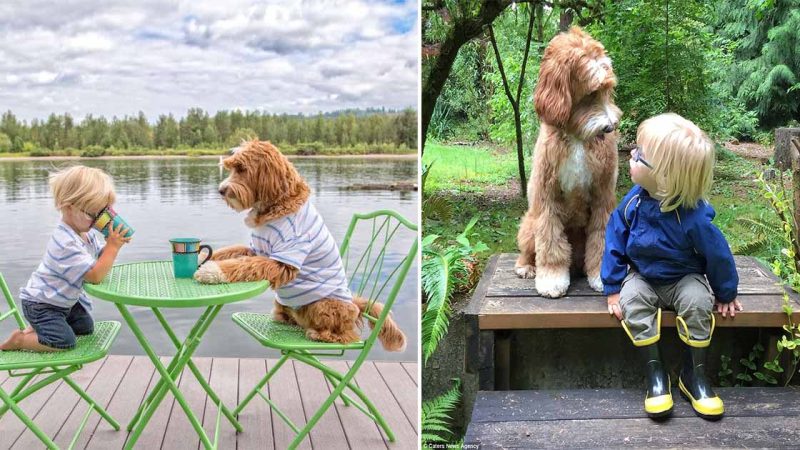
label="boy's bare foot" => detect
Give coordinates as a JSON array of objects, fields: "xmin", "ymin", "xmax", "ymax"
[{"xmin": 0, "ymin": 329, "xmax": 25, "ymax": 351}]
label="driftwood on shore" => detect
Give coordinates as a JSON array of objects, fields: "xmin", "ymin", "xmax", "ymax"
[{"xmin": 342, "ymin": 181, "xmax": 418, "ymax": 191}]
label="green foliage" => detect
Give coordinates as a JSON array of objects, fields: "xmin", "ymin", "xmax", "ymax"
[
  {"xmin": 0, "ymin": 133, "xmax": 10, "ymax": 152},
  {"xmin": 716, "ymin": 0, "xmax": 800, "ymax": 128},
  {"xmin": 421, "ymin": 378, "xmax": 461, "ymax": 449},
  {"xmin": 0, "ymin": 108, "xmax": 417, "ymax": 155},
  {"xmin": 421, "ymin": 217, "xmax": 488, "ymax": 364},
  {"xmin": 752, "ymin": 170, "xmax": 800, "ymax": 384}
]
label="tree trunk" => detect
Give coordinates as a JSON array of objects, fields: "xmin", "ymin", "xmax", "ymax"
[
  {"xmin": 421, "ymin": 0, "xmax": 514, "ymax": 155},
  {"xmin": 513, "ymin": 106, "xmax": 527, "ymax": 196}
]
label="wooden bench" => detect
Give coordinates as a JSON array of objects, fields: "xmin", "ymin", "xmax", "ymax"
[
  {"xmin": 464, "ymin": 254, "xmax": 800, "ymax": 390},
  {"xmin": 464, "ymin": 386, "xmax": 800, "ymax": 448}
]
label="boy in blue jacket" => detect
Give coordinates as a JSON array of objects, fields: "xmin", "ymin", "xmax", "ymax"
[{"xmin": 601, "ymin": 113, "xmax": 742, "ymax": 420}]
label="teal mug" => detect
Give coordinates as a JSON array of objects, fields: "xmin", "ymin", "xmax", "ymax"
[
  {"xmin": 93, "ymin": 206, "xmax": 134, "ymax": 238},
  {"xmin": 169, "ymin": 238, "xmax": 213, "ymax": 278}
]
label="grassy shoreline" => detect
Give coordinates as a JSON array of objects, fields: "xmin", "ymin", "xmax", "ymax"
[{"xmin": 0, "ymin": 152, "xmax": 418, "ymax": 161}]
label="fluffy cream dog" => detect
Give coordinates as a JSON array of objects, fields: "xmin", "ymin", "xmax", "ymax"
[
  {"xmin": 516, "ymin": 27, "xmax": 622, "ymax": 298},
  {"xmin": 194, "ymin": 140, "xmax": 406, "ymax": 351}
]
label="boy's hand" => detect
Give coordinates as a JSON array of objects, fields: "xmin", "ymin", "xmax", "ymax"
[
  {"xmin": 607, "ymin": 293, "xmax": 622, "ymax": 320},
  {"xmin": 715, "ymin": 298, "xmax": 743, "ymax": 318},
  {"xmin": 106, "ymin": 222, "xmax": 132, "ymax": 249}
]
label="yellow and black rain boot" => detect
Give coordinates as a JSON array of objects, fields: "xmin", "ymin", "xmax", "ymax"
[
  {"xmin": 621, "ymin": 309, "xmax": 672, "ymax": 417},
  {"xmin": 676, "ymin": 315, "xmax": 724, "ymax": 419},
  {"xmin": 639, "ymin": 343, "xmax": 673, "ymax": 418}
]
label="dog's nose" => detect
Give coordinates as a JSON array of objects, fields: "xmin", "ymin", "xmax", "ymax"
[{"xmin": 218, "ymin": 186, "xmax": 228, "ymax": 196}]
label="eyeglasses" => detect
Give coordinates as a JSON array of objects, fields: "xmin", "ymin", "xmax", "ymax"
[
  {"xmin": 77, "ymin": 206, "xmax": 105, "ymax": 223},
  {"xmin": 632, "ymin": 146, "xmax": 653, "ymax": 169}
]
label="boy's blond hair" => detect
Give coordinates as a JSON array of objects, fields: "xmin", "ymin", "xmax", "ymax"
[
  {"xmin": 49, "ymin": 165, "xmax": 116, "ymax": 215},
  {"xmin": 637, "ymin": 113, "xmax": 714, "ymax": 212}
]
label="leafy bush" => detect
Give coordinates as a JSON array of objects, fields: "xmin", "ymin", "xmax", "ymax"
[{"xmin": 81, "ymin": 145, "xmax": 107, "ymax": 157}]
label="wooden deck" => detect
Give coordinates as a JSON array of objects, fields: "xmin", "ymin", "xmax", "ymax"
[
  {"xmin": 0, "ymin": 355, "xmax": 418, "ymax": 449},
  {"xmin": 465, "ymin": 387, "xmax": 800, "ymax": 448}
]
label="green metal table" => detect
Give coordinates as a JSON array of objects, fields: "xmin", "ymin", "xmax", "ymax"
[{"xmin": 84, "ymin": 261, "xmax": 268, "ymax": 450}]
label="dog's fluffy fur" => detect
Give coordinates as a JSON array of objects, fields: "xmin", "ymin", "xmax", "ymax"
[
  {"xmin": 516, "ymin": 27, "xmax": 621, "ymax": 298},
  {"xmin": 194, "ymin": 140, "xmax": 406, "ymax": 351}
]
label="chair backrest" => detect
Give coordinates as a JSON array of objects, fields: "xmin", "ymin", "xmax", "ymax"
[
  {"xmin": 338, "ymin": 210, "xmax": 418, "ymax": 343},
  {"xmin": 0, "ymin": 273, "xmax": 26, "ymax": 330}
]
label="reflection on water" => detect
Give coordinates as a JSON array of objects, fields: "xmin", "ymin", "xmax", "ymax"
[{"xmin": 0, "ymin": 157, "xmax": 418, "ymax": 361}]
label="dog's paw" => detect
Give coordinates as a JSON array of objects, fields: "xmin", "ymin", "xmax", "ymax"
[
  {"xmin": 193, "ymin": 261, "xmax": 228, "ymax": 284},
  {"xmin": 587, "ymin": 275, "xmax": 604, "ymax": 292},
  {"xmin": 515, "ymin": 265, "xmax": 535, "ymax": 279},
  {"xmin": 535, "ymin": 268, "xmax": 570, "ymax": 298}
]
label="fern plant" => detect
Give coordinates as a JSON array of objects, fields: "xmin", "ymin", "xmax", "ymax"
[
  {"xmin": 421, "ymin": 216, "xmax": 488, "ymax": 364},
  {"xmin": 421, "ymin": 379, "xmax": 462, "ymax": 449}
]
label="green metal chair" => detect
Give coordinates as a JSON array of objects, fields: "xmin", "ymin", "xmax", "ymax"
[
  {"xmin": 231, "ymin": 210, "xmax": 418, "ymax": 449},
  {"xmin": 0, "ymin": 273, "xmax": 121, "ymax": 449}
]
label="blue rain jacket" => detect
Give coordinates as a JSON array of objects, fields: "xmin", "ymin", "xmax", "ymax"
[{"xmin": 601, "ymin": 185, "xmax": 738, "ymax": 303}]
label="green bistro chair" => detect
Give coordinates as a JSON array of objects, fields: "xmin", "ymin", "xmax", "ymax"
[
  {"xmin": 232, "ymin": 210, "xmax": 418, "ymax": 449},
  {"xmin": 0, "ymin": 273, "xmax": 121, "ymax": 449}
]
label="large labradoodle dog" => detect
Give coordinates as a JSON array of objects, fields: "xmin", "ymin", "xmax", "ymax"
[
  {"xmin": 194, "ymin": 140, "xmax": 406, "ymax": 351},
  {"xmin": 516, "ymin": 27, "xmax": 621, "ymax": 298}
]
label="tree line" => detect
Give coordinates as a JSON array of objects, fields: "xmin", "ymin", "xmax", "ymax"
[{"xmin": 0, "ymin": 107, "xmax": 417, "ymax": 153}]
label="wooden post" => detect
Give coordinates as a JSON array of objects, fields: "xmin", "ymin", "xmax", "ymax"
[{"xmin": 773, "ymin": 128, "xmax": 800, "ymax": 171}]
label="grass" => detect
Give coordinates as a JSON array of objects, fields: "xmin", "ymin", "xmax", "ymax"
[
  {"xmin": 422, "ymin": 141, "xmax": 522, "ymax": 193},
  {"xmin": 423, "ymin": 140, "xmax": 779, "ymax": 264}
]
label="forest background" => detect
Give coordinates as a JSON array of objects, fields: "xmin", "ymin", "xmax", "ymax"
[{"xmin": 0, "ymin": 107, "xmax": 418, "ymax": 157}]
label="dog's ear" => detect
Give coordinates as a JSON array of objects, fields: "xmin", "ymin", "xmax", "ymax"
[{"xmin": 534, "ymin": 49, "xmax": 573, "ymax": 127}]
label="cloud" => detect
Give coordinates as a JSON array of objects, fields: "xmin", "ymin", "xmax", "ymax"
[{"xmin": 0, "ymin": 0, "xmax": 418, "ymax": 122}]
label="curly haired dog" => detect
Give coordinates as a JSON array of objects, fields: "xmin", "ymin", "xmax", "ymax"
[
  {"xmin": 516, "ymin": 27, "xmax": 622, "ymax": 298},
  {"xmin": 193, "ymin": 140, "xmax": 406, "ymax": 351}
]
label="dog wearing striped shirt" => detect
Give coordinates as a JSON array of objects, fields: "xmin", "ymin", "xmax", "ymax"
[{"xmin": 193, "ymin": 140, "xmax": 406, "ymax": 351}]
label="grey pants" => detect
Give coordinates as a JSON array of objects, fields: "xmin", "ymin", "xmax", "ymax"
[{"xmin": 620, "ymin": 272, "xmax": 714, "ymax": 342}]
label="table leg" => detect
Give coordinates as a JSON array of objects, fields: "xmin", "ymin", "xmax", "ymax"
[
  {"xmin": 127, "ymin": 306, "xmax": 216, "ymax": 430},
  {"xmin": 117, "ymin": 304, "xmax": 219, "ymax": 450},
  {"xmin": 151, "ymin": 307, "xmax": 243, "ymax": 432}
]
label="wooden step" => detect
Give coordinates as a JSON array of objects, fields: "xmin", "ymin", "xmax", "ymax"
[
  {"xmin": 465, "ymin": 387, "xmax": 800, "ymax": 448},
  {"xmin": 467, "ymin": 254, "xmax": 800, "ymax": 330}
]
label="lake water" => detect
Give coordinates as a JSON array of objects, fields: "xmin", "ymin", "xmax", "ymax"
[{"xmin": 0, "ymin": 157, "xmax": 418, "ymax": 361}]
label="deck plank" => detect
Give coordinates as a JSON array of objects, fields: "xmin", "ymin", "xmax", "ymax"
[
  {"xmin": 468, "ymin": 416, "xmax": 800, "ymax": 449},
  {"xmin": 348, "ymin": 361, "xmax": 417, "ymax": 450},
  {"xmin": 123, "ymin": 356, "xmax": 185, "ymax": 449},
  {"xmin": 0, "ymin": 370, "xmax": 67, "ymax": 448},
  {"xmin": 85, "ymin": 355, "xmax": 156, "ymax": 450},
  {"xmin": 51, "ymin": 355, "xmax": 132, "ymax": 449},
  {"xmin": 160, "ymin": 356, "xmax": 213, "ymax": 450},
  {"xmin": 475, "ymin": 254, "xmax": 800, "ymax": 329},
  {"xmin": 200, "ymin": 357, "xmax": 240, "ymax": 450},
  {"xmin": 236, "ymin": 358, "xmax": 275, "ymax": 450},
  {"xmin": 400, "ymin": 362, "xmax": 418, "ymax": 387},
  {"xmin": 326, "ymin": 360, "xmax": 388, "ymax": 449},
  {"xmin": 375, "ymin": 361, "xmax": 418, "ymax": 432},
  {"xmin": 269, "ymin": 359, "xmax": 312, "ymax": 450},
  {"xmin": 294, "ymin": 359, "xmax": 350, "ymax": 449},
  {"xmin": 11, "ymin": 358, "xmax": 105, "ymax": 449},
  {"xmin": 466, "ymin": 387, "xmax": 800, "ymax": 449}
]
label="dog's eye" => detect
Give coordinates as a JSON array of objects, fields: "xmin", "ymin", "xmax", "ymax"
[{"xmin": 234, "ymin": 162, "xmax": 246, "ymax": 173}]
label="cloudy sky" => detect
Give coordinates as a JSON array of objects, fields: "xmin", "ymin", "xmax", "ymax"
[{"xmin": 0, "ymin": 0, "xmax": 419, "ymax": 122}]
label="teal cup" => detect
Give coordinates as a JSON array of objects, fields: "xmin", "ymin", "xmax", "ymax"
[
  {"xmin": 93, "ymin": 206, "xmax": 134, "ymax": 238},
  {"xmin": 170, "ymin": 238, "xmax": 213, "ymax": 278}
]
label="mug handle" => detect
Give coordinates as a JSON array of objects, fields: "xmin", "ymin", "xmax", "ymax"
[{"xmin": 198, "ymin": 245, "xmax": 213, "ymax": 267}]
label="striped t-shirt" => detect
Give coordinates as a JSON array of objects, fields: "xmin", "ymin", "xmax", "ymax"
[
  {"xmin": 250, "ymin": 201, "xmax": 353, "ymax": 308},
  {"xmin": 19, "ymin": 221, "xmax": 103, "ymax": 312}
]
